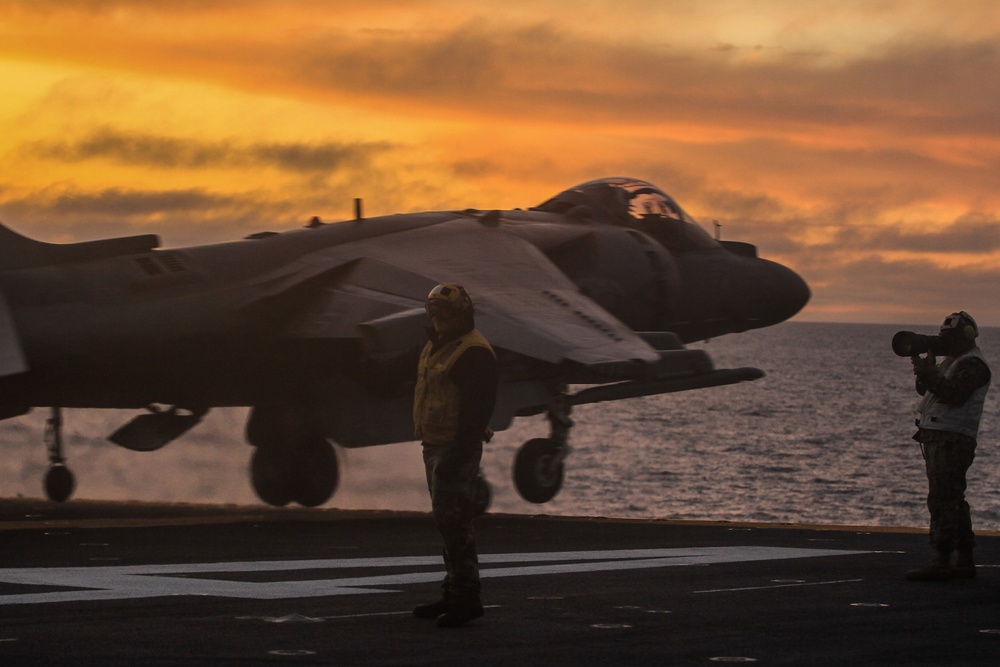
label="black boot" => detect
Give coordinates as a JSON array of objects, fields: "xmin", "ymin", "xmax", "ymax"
[
  {"xmin": 413, "ymin": 597, "xmax": 451, "ymax": 619},
  {"xmin": 952, "ymin": 549, "xmax": 976, "ymax": 579},
  {"xmin": 436, "ymin": 596, "xmax": 484, "ymax": 628},
  {"xmin": 904, "ymin": 549, "xmax": 952, "ymax": 581}
]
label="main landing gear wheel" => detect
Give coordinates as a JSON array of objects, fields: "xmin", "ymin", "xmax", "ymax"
[
  {"xmin": 513, "ymin": 437, "xmax": 564, "ymax": 504},
  {"xmin": 250, "ymin": 438, "xmax": 339, "ymax": 508},
  {"xmin": 295, "ymin": 438, "xmax": 339, "ymax": 508},
  {"xmin": 250, "ymin": 446, "xmax": 294, "ymax": 507},
  {"xmin": 246, "ymin": 405, "xmax": 339, "ymax": 507}
]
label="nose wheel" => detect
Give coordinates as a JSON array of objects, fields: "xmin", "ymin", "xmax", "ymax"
[
  {"xmin": 513, "ymin": 396, "xmax": 571, "ymax": 504},
  {"xmin": 44, "ymin": 407, "xmax": 76, "ymax": 502},
  {"xmin": 513, "ymin": 438, "xmax": 565, "ymax": 503}
]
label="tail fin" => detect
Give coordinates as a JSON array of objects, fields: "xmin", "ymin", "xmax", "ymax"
[{"xmin": 0, "ymin": 222, "xmax": 160, "ymax": 270}]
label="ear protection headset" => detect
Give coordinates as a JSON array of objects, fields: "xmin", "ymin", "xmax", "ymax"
[{"xmin": 941, "ymin": 311, "xmax": 978, "ymax": 340}]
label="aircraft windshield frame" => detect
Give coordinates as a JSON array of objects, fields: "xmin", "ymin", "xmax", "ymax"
[{"xmin": 537, "ymin": 178, "xmax": 717, "ymax": 252}]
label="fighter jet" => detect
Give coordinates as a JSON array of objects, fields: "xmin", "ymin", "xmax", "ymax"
[{"xmin": 0, "ymin": 177, "xmax": 809, "ymax": 508}]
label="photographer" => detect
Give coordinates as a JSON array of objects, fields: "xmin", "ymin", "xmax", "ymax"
[{"xmin": 902, "ymin": 311, "xmax": 991, "ymax": 581}]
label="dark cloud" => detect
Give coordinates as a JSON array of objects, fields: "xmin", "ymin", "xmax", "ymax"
[
  {"xmin": 0, "ymin": 165, "xmax": 444, "ymax": 247},
  {"xmin": 848, "ymin": 217, "xmax": 1000, "ymax": 254},
  {"xmin": 45, "ymin": 188, "xmax": 232, "ymax": 217},
  {"xmin": 294, "ymin": 21, "xmax": 677, "ymax": 115},
  {"xmin": 1, "ymin": 187, "xmax": 219, "ymax": 221},
  {"xmin": 0, "ymin": 185, "xmax": 303, "ymax": 247},
  {"xmin": 23, "ymin": 129, "xmax": 395, "ymax": 174},
  {"xmin": 835, "ymin": 40, "xmax": 1000, "ymax": 135},
  {"xmin": 279, "ymin": 21, "xmax": 1000, "ymax": 140},
  {"xmin": 297, "ymin": 20, "xmax": 524, "ymax": 100}
]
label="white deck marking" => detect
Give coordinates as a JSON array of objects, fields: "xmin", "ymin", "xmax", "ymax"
[
  {"xmin": 694, "ymin": 578, "xmax": 865, "ymax": 594},
  {"xmin": 0, "ymin": 546, "xmax": 869, "ymax": 605}
]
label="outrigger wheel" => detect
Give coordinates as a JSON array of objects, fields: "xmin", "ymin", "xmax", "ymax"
[
  {"xmin": 44, "ymin": 464, "xmax": 75, "ymax": 503},
  {"xmin": 43, "ymin": 407, "xmax": 75, "ymax": 502}
]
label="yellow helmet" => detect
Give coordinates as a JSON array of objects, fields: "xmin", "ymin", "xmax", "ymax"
[{"xmin": 425, "ymin": 283, "xmax": 473, "ymax": 318}]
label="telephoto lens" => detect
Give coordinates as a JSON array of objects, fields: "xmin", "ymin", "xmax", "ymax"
[{"xmin": 891, "ymin": 331, "xmax": 951, "ymax": 357}]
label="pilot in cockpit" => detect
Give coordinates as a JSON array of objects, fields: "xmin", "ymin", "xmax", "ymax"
[{"xmin": 626, "ymin": 189, "xmax": 702, "ymax": 252}]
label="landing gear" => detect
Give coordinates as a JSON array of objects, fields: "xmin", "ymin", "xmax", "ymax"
[
  {"xmin": 246, "ymin": 405, "xmax": 339, "ymax": 507},
  {"xmin": 248, "ymin": 434, "xmax": 339, "ymax": 508},
  {"xmin": 43, "ymin": 407, "xmax": 75, "ymax": 502},
  {"xmin": 513, "ymin": 396, "xmax": 572, "ymax": 504}
]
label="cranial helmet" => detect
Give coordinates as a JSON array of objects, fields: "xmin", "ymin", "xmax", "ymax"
[
  {"xmin": 426, "ymin": 283, "xmax": 473, "ymax": 318},
  {"xmin": 941, "ymin": 311, "xmax": 979, "ymax": 340}
]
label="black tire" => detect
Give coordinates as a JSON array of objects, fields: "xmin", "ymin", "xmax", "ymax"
[
  {"xmin": 44, "ymin": 464, "xmax": 75, "ymax": 503},
  {"xmin": 246, "ymin": 405, "xmax": 339, "ymax": 507},
  {"xmin": 250, "ymin": 446, "xmax": 293, "ymax": 507},
  {"xmin": 513, "ymin": 438, "xmax": 564, "ymax": 504},
  {"xmin": 293, "ymin": 438, "xmax": 339, "ymax": 508}
]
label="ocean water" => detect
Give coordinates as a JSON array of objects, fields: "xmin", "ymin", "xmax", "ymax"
[{"xmin": 2, "ymin": 321, "xmax": 999, "ymax": 531}]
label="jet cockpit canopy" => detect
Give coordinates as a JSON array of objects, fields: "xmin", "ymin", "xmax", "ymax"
[{"xmin": 534, "ymin": 177, "xmax": 716, "ymax": 252}]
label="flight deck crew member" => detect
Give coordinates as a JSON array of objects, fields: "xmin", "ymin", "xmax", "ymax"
[
  {"xmin": 412, "ymin": 284, "xmax": 497, "ymax": 627},
  {"xmin": 905, "ymin": 311, "xmax": 991, "ymax": 581}
]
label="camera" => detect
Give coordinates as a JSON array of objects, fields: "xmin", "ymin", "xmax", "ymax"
[{"xmin": 891, "ymin": 331, "xmax": 952, "ymax": 357}]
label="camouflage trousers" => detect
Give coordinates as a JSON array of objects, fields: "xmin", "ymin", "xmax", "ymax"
[
  {"xmin": 918, "ymin": 430, "xmax": 977, "ymax": 552},
  {"xmin": 422, "ymin": 440, "xmax": 483, "ymax": 598}
]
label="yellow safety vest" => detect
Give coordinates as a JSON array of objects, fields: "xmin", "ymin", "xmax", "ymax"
[{"xmin": 413, "ymin": 329, "xmax": 495, "ymax": 445}]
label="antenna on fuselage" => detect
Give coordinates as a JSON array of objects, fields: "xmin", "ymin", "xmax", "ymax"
[
  {"xmin": 354, "ymin": 198, "xmax": 364, "ymax": 221},
  {"xmin": 714, "ymin": 220, "xmax": 721, "ymax": 241}
]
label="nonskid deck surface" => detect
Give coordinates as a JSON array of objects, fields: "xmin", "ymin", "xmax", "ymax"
[{"xmin": 1, "ymin": 498, "xmax": 998, "ymax": 665}]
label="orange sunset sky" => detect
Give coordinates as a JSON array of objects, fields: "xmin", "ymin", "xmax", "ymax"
[{"xmin": 1, "ymin": 1, "xmax": 998, "ymax": 326}]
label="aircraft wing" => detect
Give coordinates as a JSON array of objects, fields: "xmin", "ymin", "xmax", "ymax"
[
  {"xmin": 282, "ymin": 217, "xmax": 661, "ymax": 370},
  {"xmin": 272, "ymin": 217, "xmax": 763, "ymax": 435}
]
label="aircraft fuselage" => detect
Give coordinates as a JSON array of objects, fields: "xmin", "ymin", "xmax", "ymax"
[{"xmin": 0, "ymin": 201, "xmax": 807, "ymax": 412}]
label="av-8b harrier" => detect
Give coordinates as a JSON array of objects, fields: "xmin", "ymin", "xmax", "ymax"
[{"xmin": 0, "ymin": 178, "xmax": 809, "ymax": 508}]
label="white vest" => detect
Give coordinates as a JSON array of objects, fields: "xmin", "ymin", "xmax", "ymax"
[{"xmin": 918, "ymin": 347, "xmax": 990, "ymax": 439}]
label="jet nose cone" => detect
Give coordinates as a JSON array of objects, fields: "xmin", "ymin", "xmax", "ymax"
[{"xmin": 771, "ymin": 262, "xmax": 811, "ymax": 323}]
